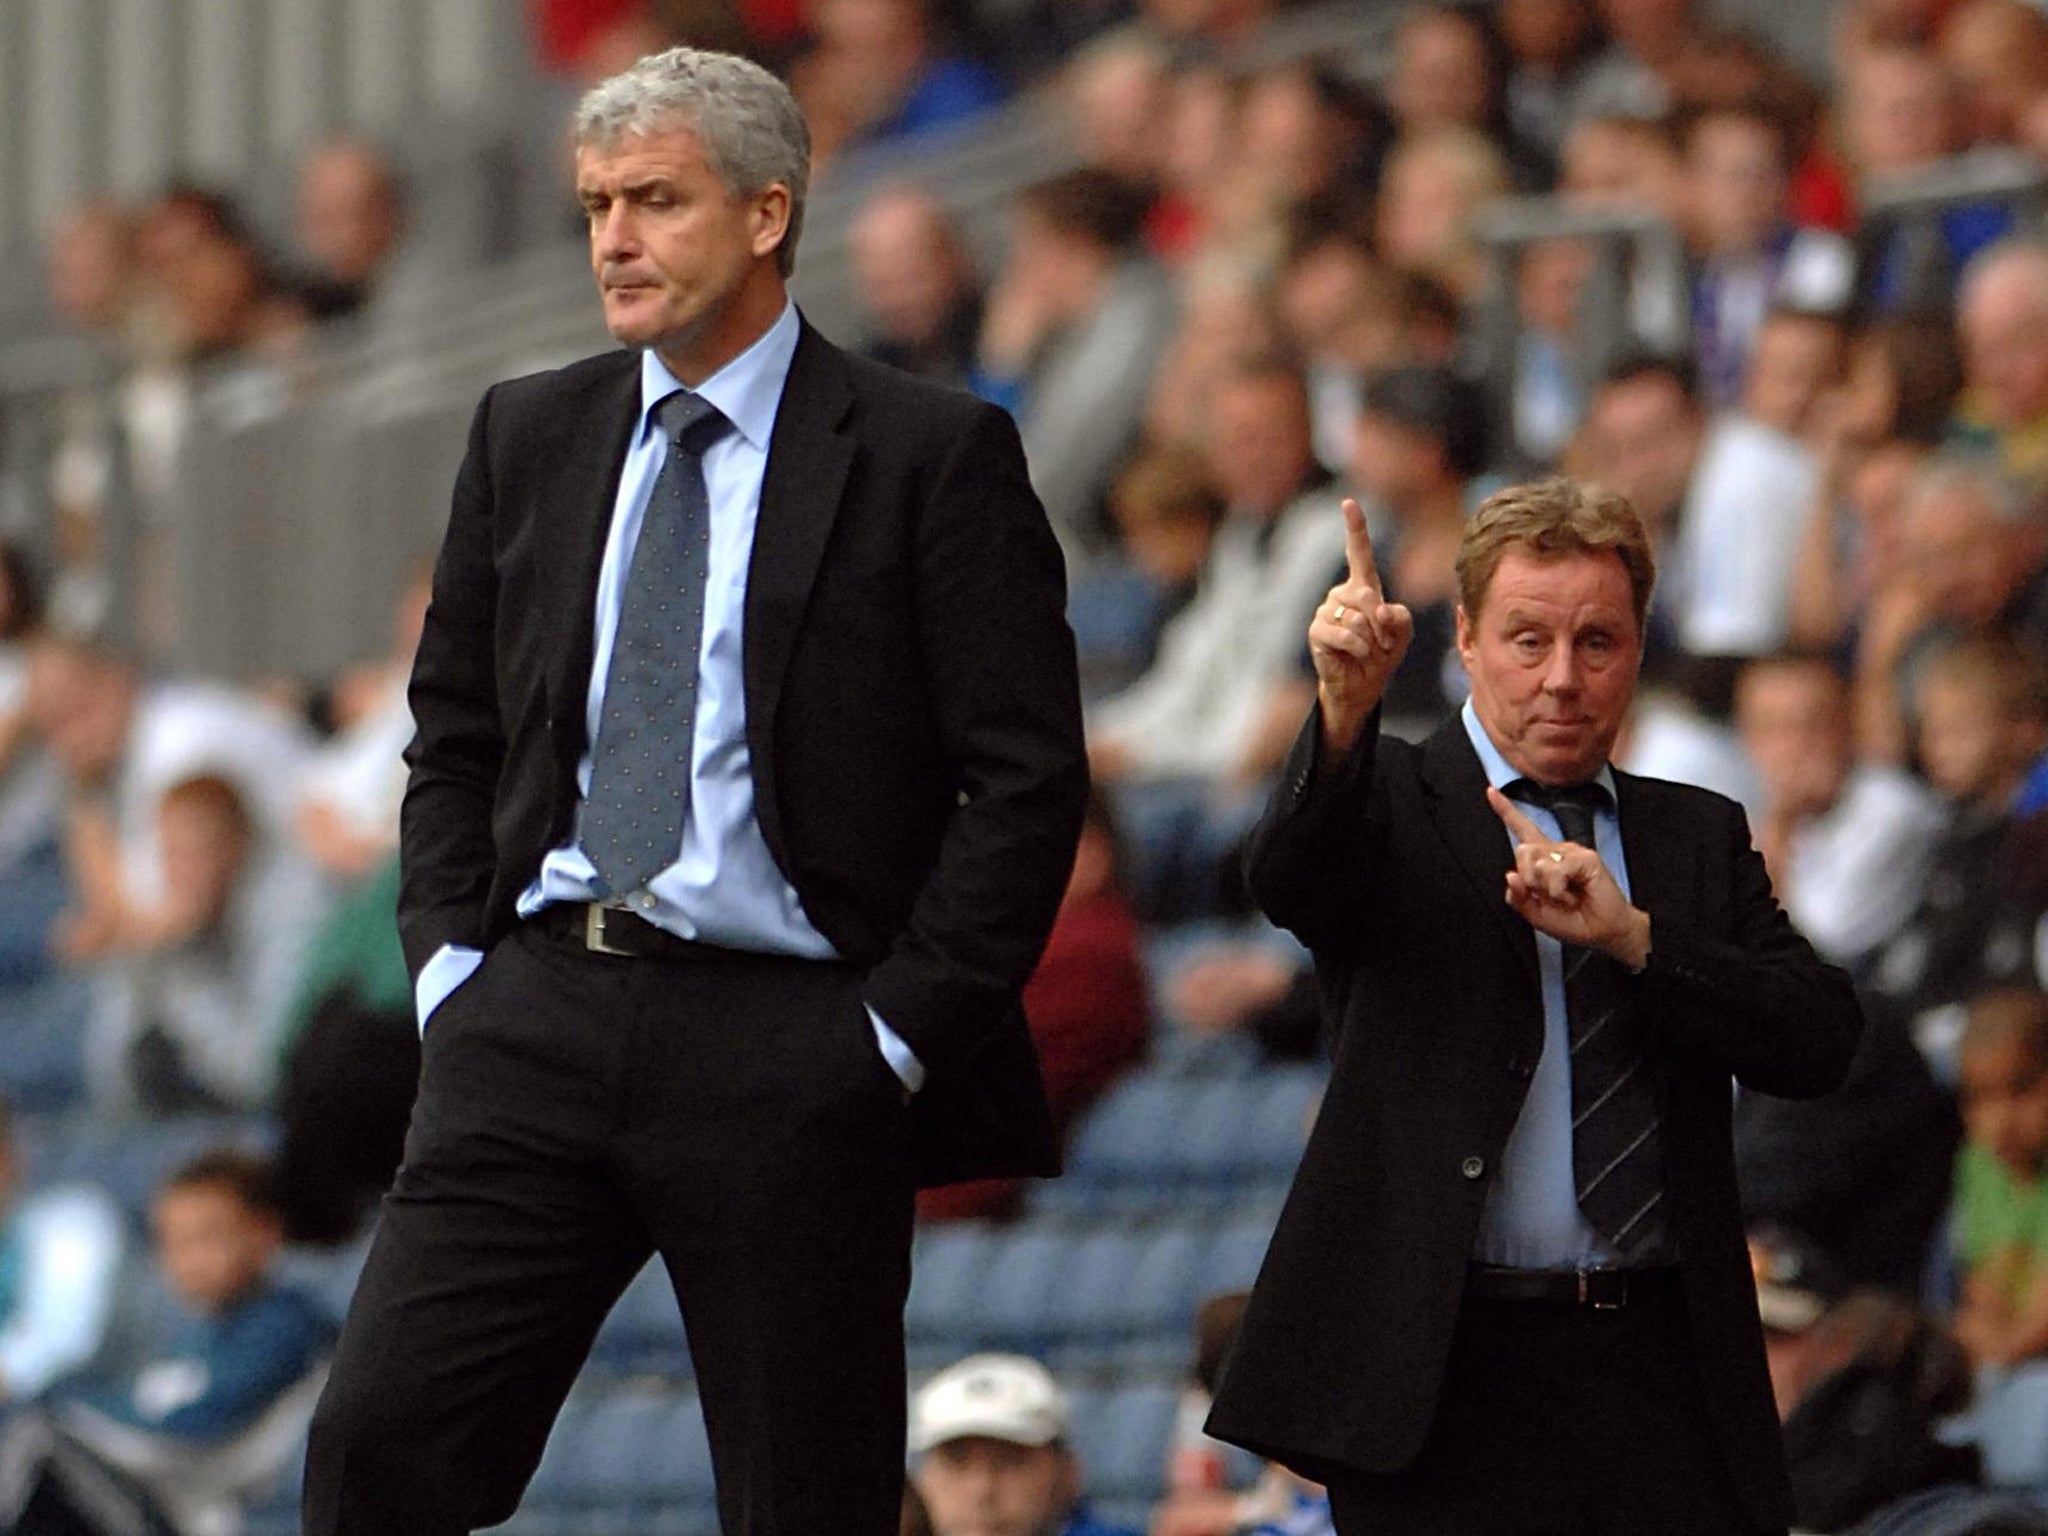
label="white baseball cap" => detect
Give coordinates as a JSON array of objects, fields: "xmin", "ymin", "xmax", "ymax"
[{"xmin": 910, "ymin": 1354, "xmax": 1069, "ymax": 1454}]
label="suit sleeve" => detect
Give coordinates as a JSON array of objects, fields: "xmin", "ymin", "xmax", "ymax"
[
  {"xmin": 1635, "ymin": 798, "xmax": 1863, "ymax": 1100},
  {"xmin": 1243, "ymin": 704, "xmax": 1384, "ymax": 957},
  {"xmin": 858, "ymin": 403, "xmax": 1091, "ymax": 1081},
  {"xmin": 397, "ymin": 388, "xmax": 505, "ymax": 981}
]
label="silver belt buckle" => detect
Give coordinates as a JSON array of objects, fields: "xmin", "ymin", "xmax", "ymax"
[{"xmin": 584, "ymin": 903, "xmax": 635, "ymax": 957}]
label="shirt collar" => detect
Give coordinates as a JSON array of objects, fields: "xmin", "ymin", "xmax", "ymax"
[
  {"xmin": 1460, "ymin": 697, "xmax": 1618, "ymax": 803},
  {"xmin": 636, "ymin": 299, "xmax": 801, "ymax": 454}
]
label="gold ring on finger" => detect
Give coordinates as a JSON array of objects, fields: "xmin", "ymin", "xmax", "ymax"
[
  {"xmin": 1549, "ymin": 851, "xmax": 1564, "ymax": 864},
  {"xmin": 1333, "ymin": 603, "xmax": 1347, "ymax": 622}
]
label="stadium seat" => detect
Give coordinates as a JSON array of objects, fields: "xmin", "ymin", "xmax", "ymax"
[
  {"xmin": 904, "ymin": 1221, "xmax": 1000, "ymax": 1356},
  {"xmin": 590, "ymin": 1257, "xmax": 691, "ymax": 1379}
]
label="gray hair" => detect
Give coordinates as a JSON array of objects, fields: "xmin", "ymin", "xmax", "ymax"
[{"xmin": 574, "ymin": 47, "xmax": 810, "ymax": 277}]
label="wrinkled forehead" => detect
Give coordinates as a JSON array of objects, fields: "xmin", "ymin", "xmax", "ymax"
[{"xmin": 1469, "ymin": 545, "xmax": 1638, "ymax": 624}]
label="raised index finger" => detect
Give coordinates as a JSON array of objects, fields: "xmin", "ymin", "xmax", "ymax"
[
  {"xmin": 1342, "ymin": 498, "xmax": 1381, "ymax": 592},
  {"xmin": 1485, "ymin": 785, "xmax": 1549, "ymax": 848}
]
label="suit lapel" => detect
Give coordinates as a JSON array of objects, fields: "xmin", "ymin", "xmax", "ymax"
[
  {"xmin": 543, "ymin": 352, "xmax": 643, "ymax": 772},
  {"xmin": 744, "ymin": 320, "xmax": 856, "ymax": 858},
  {"xmin": 1613, "ymin": 769, "xmax": 1695, "ymax": 933},
  {"xmin": 1419, "ymin": 718, "xmax": 1541, "ymax": 985}
]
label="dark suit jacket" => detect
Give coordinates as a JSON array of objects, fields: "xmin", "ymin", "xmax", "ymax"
[
  {"xmin": 397, "ymin": 318, "xmax": 1090, "ymax": 1187},
  {"xmin": 1206, "ymin": 710, "xmax": 1862, "ymax": 1528}
]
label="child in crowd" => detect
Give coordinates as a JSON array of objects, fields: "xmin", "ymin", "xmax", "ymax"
[
  {"xmin": 0, "ymin": 1150, "xmax": 334, "ymax": 1534},
  {"xmin": 1953, "ymin": 989, "xmax": 2048, "ymax": 1368},
  {"xmin": 1864, "ymin": 636, "xmax": 2048, "ymax": 1071}
]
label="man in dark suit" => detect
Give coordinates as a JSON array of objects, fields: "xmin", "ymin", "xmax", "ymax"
[
  {"xmin": 301, "ymin": 47, "xmax": 1087, "ymax": 1536},
  {"xmin": 1206, "ymin": 479, "xmax": 1861, "ymax": 1534}
]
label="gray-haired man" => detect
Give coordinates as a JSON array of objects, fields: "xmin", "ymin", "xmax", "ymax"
[{"xmin": 301, "ymin": 47, "xmax": 1086, "ymax": 1536}]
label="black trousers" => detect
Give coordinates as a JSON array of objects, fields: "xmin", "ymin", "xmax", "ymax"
[
  {"xmin": 1327, "ymin": 1285, "xmax": 1780, "ymax": 1536},
  {"xmin": 300, "ymin": 922, "xmax": 916, "ymax": 1536}
]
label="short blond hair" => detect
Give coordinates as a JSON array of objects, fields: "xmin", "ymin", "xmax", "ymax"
[{"xmin": 1456, "ymin": 477, "xmax": 1656, "ymax": 630}]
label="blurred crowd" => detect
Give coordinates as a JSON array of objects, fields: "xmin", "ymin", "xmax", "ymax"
[{"xmin": 22, "ymin": 0, "xmax": 2048, "ymax": 1530}]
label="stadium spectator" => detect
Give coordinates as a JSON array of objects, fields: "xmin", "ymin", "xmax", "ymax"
[
  {"xmin": 799, "ymin": 0, "xmax": 1006, "ymax": 159},
  {"xmin": 1573, "ymin": 0, "xmax": 1710, "ymax": 124},
  {"xmin": 1070, "ymin": 443, "xmax": 1222, "ymax": 698},
  {"xmin": 271, "ymin": 850, "xmax": 415, "ymax": 1246},
  {"xmin": 981, "ymin": 168, "xmax": 1176, "ymax": 570},
  {"xmin": 1860, "ymin": 637, "xmax": 2048, "ymax": 1069},
  {"xmin": 24, "ymin": 636, "xmax": 323, "ymax": 1111},
  {"xmin": 1840, "ymin": 313, "xmax": 1968, "ymax": 450},
  {"xmin": 1508, "ymin": 236, "xmax": 1594, "ymax": 468},
  {"xmin": 1237, "ymin": 64, "xmax": 1385, "ymax": 219},
  {"xmin": 1953, "ymin": 240, "xmax": 2048, "ymax": 490},
  {"xmin": 1675, "ymin": 307, "xmax": 1846, "ymax": 656},
  {"xmin": 1858, "ymin": 457, "xmax": 2048, "ymax": 764},
  {"xmin": 1347, "ymin": 365, "xmax": 1488, "ymax": 732},
  {"xmin": 910, "ymin": 1353, "xmax": 1138, "ymax": 1536},
  {"xmin": 288, "ymin": 137, "xmax": 406, "ymax": 323},
  {"xmin": 290, "ymin": 566, "xmax": 426, "ymax": 886},
  {"xmin": 1789, "ymin": 438, "xmax": 1929, "ymax": 655},
  {"xmin": 1951, "ymin": 988, "xmax": 2048, "ymax": 1367},
  {"xmin": 1573, "ymin": 354, "xmax": 1705, "ymax": 560},
  {"xmin": 0, "ymin": 1094, "xmax": 124, "ymax": 1408},
  {"xmin": 1754, "ymin": 1238, "xmax": 1988, "ymax": 1531},
  {"xmin": 839, "ymin": 188, "xmax": 983, "ymax": 391},
  {"xmin": 42, "ymin": 200, "xmax": 137, "ymax": 342},
  {"xmin": 1938, "ymin": 0, "xmax": 2048, "ymax": 149},
  {"xmin": 1845, "ymin": 43, "xmax": 2014, "ymax": 309},
  {"xmin": 1386, "ymin": 4, "xmax": 1551, "ymax": 192},
  {"xmin": 1735, "ymin": 651, "xmax": 1945, "ymax": 967},
  {"xmin": 1087, "ymin": 355, "xmax": 1341, "ymax": 920},
  {"xmin": 1373, "ymin": 124, "xmax": 1511, "ymax": 305},
  {"xmin": 1063, "ymin": 33, "xmax": 1172, "ymax": 194},
  {"xmin": 0, "ymin": 1150, "xmax": 333, "ymax": 1535},
  {"xmin": 1141, "ymin": 254, "xmax": 1286, "ymax": 456},
  {"xmin": 1498, "ymin": 0, "xmax": 1601, "ymax": 176},
  {"xmin": 1678, "ymin": 101, "xmax": 1854, "ymax": 410}
]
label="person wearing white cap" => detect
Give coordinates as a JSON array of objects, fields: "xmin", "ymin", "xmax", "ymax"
[{"xmin": 910, "ymin": 1354, "xmax": 1138, "ymax": 1536}]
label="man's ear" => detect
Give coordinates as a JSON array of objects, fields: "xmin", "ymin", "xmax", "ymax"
[
  {"xmin": 751, "ymin": 184, "xmax": 792, "ymax": 262},
  {"xmin": 1454, "ymin": 603, "xmax": 1475, "ymax": 666}
]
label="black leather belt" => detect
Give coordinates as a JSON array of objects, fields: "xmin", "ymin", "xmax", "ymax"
[
  {"xmin": 533, "ymin": 902, "xmax": 717, "ymax": 961},
  {"xmin": 1465, "ymin": 1264, "xmax": 1679, "ymax": 1311}
]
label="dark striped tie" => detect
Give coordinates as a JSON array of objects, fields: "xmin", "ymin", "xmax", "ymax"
[
  {"xmin": 1512, "ymin": 779, "xmax": 1669, "ymax": 1261},
  {"xmin": 581, "ymin": 389, "xmax": 729, "ymax": 899}
]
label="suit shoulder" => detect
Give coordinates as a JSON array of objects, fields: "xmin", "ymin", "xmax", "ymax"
[
  {"xmin": 482, "ymin": 348, "xmax": 637, "ymax": 412},
  {"xmin": 838, "ymin": 349, "xmax": 1007, "ymax": 433}
]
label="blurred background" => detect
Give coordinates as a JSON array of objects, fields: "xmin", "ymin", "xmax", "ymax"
[{"xmin": 6, "ymin": 1, "xmax": 2048, "ymax": 1533}]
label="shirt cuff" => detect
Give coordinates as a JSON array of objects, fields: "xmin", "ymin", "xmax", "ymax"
[
  {"xmin": 416, "ymin": 943, "xmax": 485, "ymax": 1035},
  {"xmin": 868, "ymin": 1007, "xmax": 927, "ymax": 1094}
]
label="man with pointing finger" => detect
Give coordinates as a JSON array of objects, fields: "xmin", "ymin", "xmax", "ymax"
[{"xmin": 1205, "ymin": 478, "xmax": 1862, "ymax": 1535}]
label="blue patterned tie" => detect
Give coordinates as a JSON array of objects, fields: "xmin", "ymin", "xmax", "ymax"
[
  {"xmin": 581, "ymin": 389, "xmax": 729, "ymax": 898},
  {"xmin": 1510, "ymin": 779, "xmax": 1670, "ymax": 1261}
]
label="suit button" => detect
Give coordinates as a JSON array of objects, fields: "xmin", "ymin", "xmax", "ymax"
[{"xmin": 1461, "ymin": 1156, "xmax": 1485, "ymax": 1180}]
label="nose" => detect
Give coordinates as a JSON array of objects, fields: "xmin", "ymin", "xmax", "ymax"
[
  {"xmin": 594, "ymin": 201, "xmax": 638, "ymax": 263},
  {"xmin": 1540, "ymin": 639, "xmax": 1580, "ymax": 695}
]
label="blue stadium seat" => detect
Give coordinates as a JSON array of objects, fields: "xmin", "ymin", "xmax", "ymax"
[
  {"xmin": 1081, "ymin": 1382, "xmax": 1180, "ymax": 1505},
  {"xmin": 0, "ymin": 976, "xmax": 90, "ymax": 1111},
  {"xmin": 970, "ymin": 1226, "xmax": 1075, "ymax": 1353},
  {"xmin": 1064, "ymin": 1074, "xmax": 1192, "ymax": 1188},
  {"xmin": 905, "ymin": 1222, "xmax": 1001, "ymax": 1357},
  {"xmin": 1196, "ymin": 1210, "xmax": 1281, "ymax": 1299},
  {"xmin": 590, "ymin": 1257, "xmax": 690, "ymax": 1378}
]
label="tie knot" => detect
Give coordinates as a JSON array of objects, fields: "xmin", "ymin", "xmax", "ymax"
[
  {"xmin": 1506, "ymin": 778, "xmax": 1611, "ymax": 817},
  {"xmin": 654, "ymin": 390, "xmax": 728, "ymax": 453}
]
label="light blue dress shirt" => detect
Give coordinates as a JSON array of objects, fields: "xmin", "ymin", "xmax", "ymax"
[
  {"xmin": 1461, "ymin": 700, "xmax": 1633, "ymax": 1269},
  {"xmin": 416, "ymin": 303, "xmax": 924, "ymax": 1090}
]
